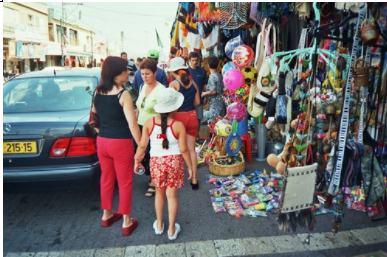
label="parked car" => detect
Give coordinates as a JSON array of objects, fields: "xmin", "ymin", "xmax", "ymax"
[{"xmin": 3, "ymin": 68, "xmax": 101, "ymax": 193}]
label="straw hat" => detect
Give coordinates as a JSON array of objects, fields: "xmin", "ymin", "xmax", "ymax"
[
  {"xmin": 154, "ymin": 87, "xmax": 184, "ymax": 113},
  {"xmin": 166, "ymin": 57, "xmax": 188, "ymax": 72}
]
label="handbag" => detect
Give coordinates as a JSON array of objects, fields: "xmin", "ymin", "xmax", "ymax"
[{"xmin": 88, "ymin": 91, "xmax": 100, "ymax": 129}]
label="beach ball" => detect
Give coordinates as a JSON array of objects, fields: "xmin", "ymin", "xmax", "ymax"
[
  {"xmin": 223, "ymin": 69, "xmax": 244, "ymax": 91},
  {"xmin": 241, "ymin": 66, "xmax": 258, "ymax": 84},
  {"xmin": 225, "ymin": 36, "xmax": 243, "ymax": 60},
  {"xmin": 215, "ymin": 119, "xmax": 232, "ymax": 137},
  {"xmin": 222, "ymin": 61, "xmax": 237, "ymax": 76},
  {"xmin": 227, "ymin": 102, "xmax": 247, "ymax": 122},
  {"xmin": 232, "ymin": 45, "xmax": 255, "ymax": 68}
]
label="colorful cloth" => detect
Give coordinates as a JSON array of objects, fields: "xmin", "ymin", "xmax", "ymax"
[{"xmin": 150, "ymin": 154, "xmax": 185, "ymax": 190}]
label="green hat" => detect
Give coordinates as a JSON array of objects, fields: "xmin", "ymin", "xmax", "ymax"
[{"xmin": 147, "ymin": 49, "xmax": 159, "ymax": 59}]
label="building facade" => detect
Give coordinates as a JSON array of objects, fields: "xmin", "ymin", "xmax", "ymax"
[{"xmin": 3, "ymin": 2, "xmax": 99, "ymax": 75}]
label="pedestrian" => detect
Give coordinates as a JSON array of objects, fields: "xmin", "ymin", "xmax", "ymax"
[
  {"xmin": 201, "ymin": 55, "xmax": 225, "ymax": 117},
  {"xmin": 167, "ymin": 57, "xmax": 200, "ymax": 190},
  {"xmin": 136, "ymin": 58, "xmax": 166, "ymax": 197},
  {"xmin": 91, "ymin": 56, "xmax": 141, "ymax": 236},
  {"xmin": 188, "ymin": 52, "xmax": 207, "ymax": 127},
  {"xmin": 134, "ymin": 87, "xmax": 193, "ymax": 241},
  {"xmin": 121, "ymin": 52, "xmax": 128, "ymax": 61},
  {"xmin": 133, "ymin": 49, "xmax": 168, "ymax": 96}
]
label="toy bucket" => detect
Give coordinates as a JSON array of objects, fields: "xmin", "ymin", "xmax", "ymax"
[{"xmin": 360, "ymin": 19, "xmax": 380, "ymax": 45}]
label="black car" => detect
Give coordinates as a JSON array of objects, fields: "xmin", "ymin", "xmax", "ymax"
[{"xmin": 3, "ymin": 68, "xmax": 101, "ymax": 193}]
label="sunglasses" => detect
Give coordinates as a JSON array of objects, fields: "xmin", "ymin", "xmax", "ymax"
[{"xmin": 141, "ymin": 96, "xmax": 146, "ymax": 109}]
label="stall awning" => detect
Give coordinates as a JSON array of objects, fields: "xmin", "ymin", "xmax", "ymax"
[{"xmin": 67, "ymin": 52, "xmax": 92, "ymax": 57}]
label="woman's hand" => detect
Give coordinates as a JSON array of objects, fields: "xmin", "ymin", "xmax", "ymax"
[{"xmin": 134, "ymin": 162, "xmax": 144, "ymax": 175}]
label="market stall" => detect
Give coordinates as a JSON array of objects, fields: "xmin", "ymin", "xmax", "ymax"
[{"xmin": 169, "ymin": 2, "xmax": 387, "ymax": 233}]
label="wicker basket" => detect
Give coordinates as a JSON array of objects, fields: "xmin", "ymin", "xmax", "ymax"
[{"xmin": 209, "ymin": 151, "xmax": 245, "ymax": 176}]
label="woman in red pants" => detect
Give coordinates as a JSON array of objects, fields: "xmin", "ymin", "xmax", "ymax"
[{"xmin": 91, "ymin": 56, "xmax": 141, "ymax": 236}]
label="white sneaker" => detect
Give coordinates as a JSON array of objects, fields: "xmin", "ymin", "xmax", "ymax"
[
  {"xmin": 153, "ymin": 220, "xmax": 164, "ymax": 235},
  {"xmin": 168, "ymin": 223, "xmax": 181, "ymax": 240}
]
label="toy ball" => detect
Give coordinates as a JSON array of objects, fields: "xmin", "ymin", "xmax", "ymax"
[
  {"xmin": 223, "ymin": 69, "xmax": 244, "ymax": 91},
  {"xmin": 215, "ymin": 119, "xmax": 232, "ymax": 137},
  {"xmin": 241, "ymin": 66, "xmax": 258, "ymax": 84},
  {"xmin": 227, "ymin": 102, "xmax": 247, "ymax": 122},
  {"xmin": 225, "ymin": 35, "xmax": 243, "ymax": 60},
  {"xmin": 232, "ymin": 45, "xmax": 255, "ymax": 68},
  {"xmin": 222, "ymin": 61, "xmax": 237, "ymax": 76}
]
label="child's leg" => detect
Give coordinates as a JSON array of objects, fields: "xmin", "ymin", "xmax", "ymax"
[
  {"xmin": 166, "ymin": 187, "xmax": 178, "ymax": 236},
  {"xmin": 155, "ymin": 187, "xmax": 166, "ymax": 231}
]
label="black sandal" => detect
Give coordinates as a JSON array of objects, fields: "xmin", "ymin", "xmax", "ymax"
[
  {"xmin": 191, "ymin": 181, "xmax": 199, "ymax": 190},
  {"xmin": 145, "ymin": 186, "xmax": 156, "ymax": 197}
]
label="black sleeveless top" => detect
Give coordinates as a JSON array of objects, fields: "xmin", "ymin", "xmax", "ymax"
[
  {"xmin": 176, "ymin": 80, "xmax": 196, "ymax": 112},
  {"xmin": 94, "ymin": 89, "xmax": 133, "ymax": 139}
]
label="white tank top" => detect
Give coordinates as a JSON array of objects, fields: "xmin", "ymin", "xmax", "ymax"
[{"xmin": 149, "ymin": 117, "xmax": 181, "ymax": 157}]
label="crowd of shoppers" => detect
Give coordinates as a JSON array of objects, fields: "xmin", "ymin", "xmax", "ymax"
[{"xmin": 92, "ymin": 51, "xmax": 224, "ymax": 240}]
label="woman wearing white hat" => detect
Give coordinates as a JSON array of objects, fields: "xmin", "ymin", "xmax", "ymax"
[
  {"xmin": 134, "ymin": 87, "xmax": 193, "ymax": 240},
  {"xmin": 167, "ymin": 57, "xmax": 200, "ymax": 190}
]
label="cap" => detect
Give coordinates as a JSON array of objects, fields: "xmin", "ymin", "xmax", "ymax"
[{"xmin": 147, "ymin": 49, "xmax": 159, "ymax": 59}]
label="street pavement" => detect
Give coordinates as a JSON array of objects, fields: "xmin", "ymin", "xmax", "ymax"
[{"xmin": 3, "ymin": 159, "xmax": 387, "ymax": 257}]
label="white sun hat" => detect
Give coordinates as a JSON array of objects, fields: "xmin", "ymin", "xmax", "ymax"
[
  {"xmin": 166, "ymin": 57, "xmax": 188, "ymax": 72},
  {"xmin": 154, "ymin": 87, "xmax": 185, "ymax": 113}
]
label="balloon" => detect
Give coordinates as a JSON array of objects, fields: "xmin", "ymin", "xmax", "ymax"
[
  {"xmin": 227, "ymin": 102, "xmax": 247, "ymax": 122},
  {"xmin": 214, "ymin": 119, "xmax": 232, "ymax": 137},
  {"xmin": 225, "ymin": 36, "xmax": 243, "ymax": 60},
  {"xmin": 222, "ymin": 61, "xmax": 236, "ymax": 76},
  {"xmin": 240, "ymin": 66, "xmax": 258, "ymax": 84},
  {"xmin": 223, "ymin": 69, "xmax": 244, "ymax": 91},
  {"xmin": 232, "ymin": 45, "xmax": 255, "ymax": 68}
]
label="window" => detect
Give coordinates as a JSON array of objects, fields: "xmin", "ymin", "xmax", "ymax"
[
  {"xmin": 4, "ymin": 7, "xmax": 19, "ymax": 30},
  {"xmin": 49, "ymin": 25, "xmax": 55, "ymax": 42},
  {"xmin": 3, "ymin": 77, "xmax": 98, "ymax": 113},
  {"xmin": 28, "ymin": 14, "xmax": 34, "ymax": 27},
  {"xmin": 69, "ymin": 29, "xmax": 78, "ymax": 45},
  {"xmin": 56, "ymin": 25, "xmax": 67, "ymax": 43}
]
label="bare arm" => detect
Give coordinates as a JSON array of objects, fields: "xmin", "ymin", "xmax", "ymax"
[
  {"xmin": 121, "ymin": 91, "xmax": 141, "ymax": 144},
  {"xmin": 193, "ymin": 81, "xmax": 200, "ymax": 106},
  {"xmin": 169, "ymin": 80, "xmax": 180, "ymax": 92},
  {"xmin": 134, "ymin": 119, "xmax": 151, "ymax": 173},
  {"xmin": 174, "ymin": 121, "xmax": 192, "ymax": 180}
]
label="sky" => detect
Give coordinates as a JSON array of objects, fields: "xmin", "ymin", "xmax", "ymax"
[{"xmin": 46, "ymin": 1, "xmax": 178, "ymax": 60}]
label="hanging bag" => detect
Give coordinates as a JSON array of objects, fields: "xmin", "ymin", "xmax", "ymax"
[{"xmin": 254, "ymin": 22, "xmax": 278, "ymax": 111}]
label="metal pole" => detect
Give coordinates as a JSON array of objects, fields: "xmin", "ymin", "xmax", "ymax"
[
  {"xmin": 91, "ymin": 30, "xmax": 93, "ymax": 67},
  {"xmin": 121, "ymin": 31, "xmax": 124, "ymax": 52},
  {"xmin": 61, "ymin": 3, "xmax": 64, "ymax": 66}
]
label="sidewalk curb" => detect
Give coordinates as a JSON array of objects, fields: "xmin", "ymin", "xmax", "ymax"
[{"xmin": 5, "ymin": 225, "xmax": 387, "ymax": 257}]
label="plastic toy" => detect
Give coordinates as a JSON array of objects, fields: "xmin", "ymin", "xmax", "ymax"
[
  {"xmin": 222, "ymin": 61, "xmax": 237, "ymax": 76},
  {"xmin": 232, "ymin": 45, "xmax": 255, "ymax": 68},
  {"xmin": 214, "ymin": 119, "xmax": 232, "ymax": 137},
  {"xmin": 226, "ymin": 102, "xmax": 247, "ymax": 122},
  {"xmin": 225, "ymin": 35, "xmax": 243, "ymax": 60},
  {"xmin": 223, "ymin": 69, "xmax": 244, "ymax": 91},
  {"xmin": 240, "ymin": 66, "xmax": 258, "ymax": 84}
]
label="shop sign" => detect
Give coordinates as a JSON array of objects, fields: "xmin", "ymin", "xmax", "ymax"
[
  {"xmin": 35, "ymin": 44, "xmax": 41, "ymax": 59},
  {"xmin": 17, "ymin": 41, "xmax": 23, "ymax": 58},
  {"xmin": 15, "ymin": 24, "xmax": 41, "ymax": 43},
  {"xmin": 28, "ymin": 45, "xmax": 35, "ymax": 58},
  {"xmin": 46, "ymin": 43, "xmax": 62, "ymax": 55},
  {"xmin": 22, "ymin": 45, "xmax": 28, "ymax": 58},
  {"xmin": 40, "ymin": 43, "xmax": 47, "ymax": 62},
  {"xmin": 8, "ymin": 41, "xmax": 16, "ymax": 57}
]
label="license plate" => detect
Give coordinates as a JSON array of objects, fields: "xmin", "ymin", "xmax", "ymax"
[{"xmin": 3, "ymin": 141, "xmax": 38, "ymax": 154}]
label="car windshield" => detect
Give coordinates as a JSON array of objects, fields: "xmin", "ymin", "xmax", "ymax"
[{"xmin": 3, "ymin": 77, "xmax": 97, "ymax": 113}]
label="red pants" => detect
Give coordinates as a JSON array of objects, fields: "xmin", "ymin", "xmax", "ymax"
[{"xmin": 97, "ymin": 136, "xmax": 134, "ymax": 215}]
